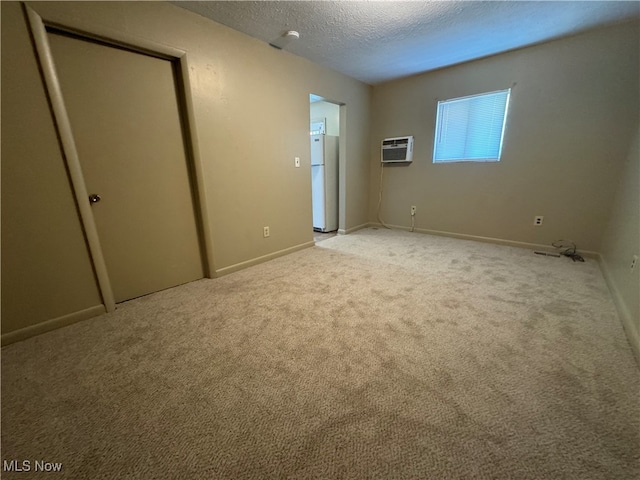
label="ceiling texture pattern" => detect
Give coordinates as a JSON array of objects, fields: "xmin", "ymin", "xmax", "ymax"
[{"xmin": 173, "ymin": 1, "xmax": 640, "ymax": 85}]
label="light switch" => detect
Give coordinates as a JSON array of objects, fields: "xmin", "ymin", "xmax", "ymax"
[{"xmin": 294, "ymin": 157, "xmax": 300, "ymax": 168}]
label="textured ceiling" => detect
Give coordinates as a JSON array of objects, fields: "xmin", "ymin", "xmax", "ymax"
[{"xmin": 173, "ymin": 1, "xmax": 640, "ymax": 85}]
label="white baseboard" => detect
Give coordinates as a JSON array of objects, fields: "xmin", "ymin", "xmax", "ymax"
[
  {"xmin": 338, "ymin": 223, "xmax": 369, "ymax": 235},
  {"xmin": 1, "ymin": 305, "xmax": 106, "ymax": 347},
  {"xmin": 215, "ymin": 241, "xmax": 315, "ymax": 277},
  {"xmin": 366, "ymin": 222, "xmax": 599, "ymax": 258},
  {"xmin": 598, "ymin": 255, "xmax": 640, "ymax": 366}
]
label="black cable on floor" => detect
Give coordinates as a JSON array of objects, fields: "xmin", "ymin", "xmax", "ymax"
[{"xmin": 552, "ymin": 240, "xmax": 585, "ymax": 262}]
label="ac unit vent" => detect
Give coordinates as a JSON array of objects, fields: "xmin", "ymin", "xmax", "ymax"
[
  {"xmin": 381, "ymin": 136, "xmax": 414, "ymax": 163},
  {"xmin": 382, "ymin": 138, "xmax": 409, "ymax": 147}
]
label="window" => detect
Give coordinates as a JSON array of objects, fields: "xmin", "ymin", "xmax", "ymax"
[{"xmin": 433, "ymin": 89, "xmax": 510, "ymax": 163}]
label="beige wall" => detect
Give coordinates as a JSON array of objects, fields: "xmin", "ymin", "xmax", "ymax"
[
  {"xmin": 369, "ymin": 21, "xmax": 640, "ymax": 253},
  {"xmin": 600, "ymin": 127, "xmax": 640, "ymax": 362},
  {"xmin": 1, "ymin": 1, "xmax": 371, "ymax": 336}
]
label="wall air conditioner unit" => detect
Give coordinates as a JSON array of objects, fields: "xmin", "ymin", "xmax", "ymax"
[{"xmin": 381, "ymin": 136, "xmax": 414, "ymax": 163}]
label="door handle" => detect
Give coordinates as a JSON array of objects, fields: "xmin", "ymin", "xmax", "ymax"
[{"xmin": 88, "ymin": 194, "xmax": 101, "ymax": 205}]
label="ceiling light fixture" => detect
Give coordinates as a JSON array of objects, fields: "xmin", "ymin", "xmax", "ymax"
[{"xmin": 269, "ymin": 30, "xmax": 300, "ymax": 50}]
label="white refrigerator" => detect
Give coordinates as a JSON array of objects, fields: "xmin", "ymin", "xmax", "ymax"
[{"xmin": 311, "ymin": 134, "xmax": 339, "ymax": 232}]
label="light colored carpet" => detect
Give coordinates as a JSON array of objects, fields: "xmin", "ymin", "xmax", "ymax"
[{"xmin": 2, "ymin": 228, "xmax": 639, "ymax": 479}]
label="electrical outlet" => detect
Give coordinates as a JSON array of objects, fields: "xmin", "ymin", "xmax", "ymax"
[
  {"xmin": 534, "ymin": 216, "xmax": 544, "ymax": 226},
  {"xmin": 410, "ymin": 206, "xmax": 417, "ymax": 216},
  {"xmin": 631, "ymin": 255, "xmax": 638, "ymax": 272},
  {"xmin": 263, "ymin": 226, "xmax": 270, "ymax": 238},
  {"xmin": 294, "ymin": 157, "xmax": 300, "ymax": 168}
]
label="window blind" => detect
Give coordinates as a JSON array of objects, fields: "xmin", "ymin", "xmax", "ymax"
[{"xmin": 433, "ymin": 89, "xmax": 510, "ymax": 163}]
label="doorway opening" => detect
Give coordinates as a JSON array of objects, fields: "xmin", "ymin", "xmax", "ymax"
[{"xmin": 309, "ymin": 94, "xmax": 343, "ymax": 242}]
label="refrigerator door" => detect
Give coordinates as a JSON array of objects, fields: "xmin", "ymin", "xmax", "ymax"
[
  {"xmin": 311, "ymin": 164, "xmax": 325, "ymax": 230},
  {"xmin": 310, "ymin": 134, "xmax": 324, "ymax": 166}
]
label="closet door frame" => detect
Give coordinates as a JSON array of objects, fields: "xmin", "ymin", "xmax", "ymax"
[{"xmin": 25, "ymin": 4, "xmax": 215, "ymax": 312}]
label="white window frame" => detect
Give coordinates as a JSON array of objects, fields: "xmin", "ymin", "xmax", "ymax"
[{"xmin": 432, "ymin": 89, "xmax": 511, "ymax": 164}]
